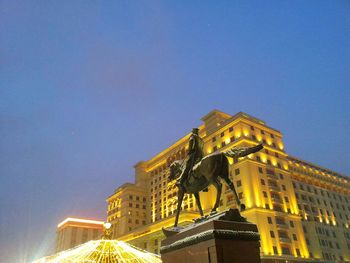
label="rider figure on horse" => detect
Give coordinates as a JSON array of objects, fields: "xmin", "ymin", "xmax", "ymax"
[{"xmin": 177, "ymin": 128, "xmax": 204, "ymax": 187}]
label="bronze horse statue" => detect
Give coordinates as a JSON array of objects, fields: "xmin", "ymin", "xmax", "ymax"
[{"xmin": 169, "ymin": 144, "xmax": 263, "ymax": 227}]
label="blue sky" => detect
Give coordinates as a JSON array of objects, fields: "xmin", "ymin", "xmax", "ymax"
[{"xmin": 1, "ymin": 1, "xmax": 349, "ymax": 262}]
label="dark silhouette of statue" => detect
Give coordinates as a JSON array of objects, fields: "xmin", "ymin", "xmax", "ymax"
[
  {"xmin": 169, "ymin": 129, "xmax": 263, "ymax": 227},
  {"xmin": 177, "ymin": 128, "xmax": 204, "ymax": 187}
]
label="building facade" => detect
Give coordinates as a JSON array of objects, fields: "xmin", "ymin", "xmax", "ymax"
[
  {"xmin": 106, "ymin": 110, "xmax": 350, "ymax": 262},
  {"xmin": 56, "ymin": 217, "xmax": 104, "ymax": 252}
]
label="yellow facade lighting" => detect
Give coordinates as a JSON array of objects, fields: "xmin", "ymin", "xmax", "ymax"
[{"xmin": 57, "ymin": 218, "xmax": 104, "ymax": 228}]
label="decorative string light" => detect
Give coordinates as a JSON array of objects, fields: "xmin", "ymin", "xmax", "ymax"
[{"xmin": 32, "ymin": 240, "xmax": 162, "ymax": 263}]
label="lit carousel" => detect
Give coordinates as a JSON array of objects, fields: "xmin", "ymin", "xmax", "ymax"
[{"xmin": 32, "ymin": 223, "xmax": 162, "ymax": 263}]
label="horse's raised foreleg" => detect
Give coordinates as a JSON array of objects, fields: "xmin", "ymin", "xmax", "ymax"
[
  {"xmin": 211, "ymin": 179, "xmax": 222, "ymax": 212},
  {"xmin": 223, "ymin": 177, "xmax": 245, "ymax": 211},
  {"xmin": 194, "ymin": 192, "xmax": 204, "ymax": 217},
  {"xmin": 174, "ymin": 188, "xmax": 185, "ymax": 227}
]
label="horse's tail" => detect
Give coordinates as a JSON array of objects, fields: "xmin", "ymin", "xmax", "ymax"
[{"xmin": 223, "ymin": 143, "xmax": 263, "ymax": 158}]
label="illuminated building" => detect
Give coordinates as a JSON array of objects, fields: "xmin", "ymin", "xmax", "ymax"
[
  {"xmin": 289, "ymin": 157, "xmax": 350, "ymax": 262},
  {"xmin": 56, "ymin": 217, "xmax": 104, "ymax": 252},
  {"xmin": 107, "ymin": 110, "xmax": 350, "ymax": 262}
]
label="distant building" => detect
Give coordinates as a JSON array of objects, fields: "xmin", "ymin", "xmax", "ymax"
[
  {"xmin": 56, "ymin": 217, "xmax": 104, "ymax": 252},
  {"xmin": 106, "ymin": 110, "xmax": 350, "ymax": 262}
]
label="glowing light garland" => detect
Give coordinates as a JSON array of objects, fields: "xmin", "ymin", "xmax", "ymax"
[{"xmin": 32, "ymin": 240, "xmax": 162, "ymax": 263}]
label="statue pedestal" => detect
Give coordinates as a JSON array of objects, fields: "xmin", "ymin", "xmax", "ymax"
[{"xmin": 160, "ymin": 209, "xmax": 261, "ymax": 263}]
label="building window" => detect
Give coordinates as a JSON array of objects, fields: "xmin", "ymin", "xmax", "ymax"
[
  {"xmin": 273, "ymin": 246, "xmax": 278, "ymax": 254},
  {"xmin": 289, "ymin": 221, "xmax": 294, "ymax": 228},
  {"xmin": 212, "ymin": 137, "xmax": 216, "ymax": 142},
  {"xmin": 281, "ymin": 247, "xmax": 291, "ymax": 255},
  {"xmin": 250, "ymin": 126, "xmax": 254, "ymax": 131},
  {"xmin": 235, "ymin": 168, "xmax": 240, "ymax": 175},
  {"xmin": 213, "ymin": 146, "xmax": 217, "ymax": 152},
  {"xmin": 256, "ymin": 156, "xmax": 261, "ymax": 162},
  {"xmin": 263, "ymin": 191, "xmax": 268, "ymax": 198},
  {"xmin": 227, "ymin": 195, "xmax": 234, "ymax": 203},
  {"xmin": 230, "ymin": 136, "xmax": 235, "ymax": 143},
  {"xmin": 236, "ymin": 180, "xmax": 242, "ymax": 187},
  {"xmin": 293, "ymin": 234, "xmax": 297, "ymax": 241},
  {"xmin": 220, "ymin": 132, "xmax": 225, "ymax": 137},
  {"xmin": 267, "ymin": 217, "xmax": 272, "ymax": 224},
  {"xmin": 270, "ymin": 231, "xmax": 275, "ymax": 238},
  {"xmin": 229, "ymin": 126, "xmax": 233, "ymax": 132},
  {"xmin": 258, "ymin": 167, "xmax": 263, "ymax": 173},
  {"xmin": 296, "ymin": 248, "xmax": 301, "ymax": 256},
  {"xmin": 238, "ymin": 192, "xmax": 243, "ymax": 199},
  {"xmin": 261, "ymin": 179, "xmax": 265, "ymax": 185},
  {"xmin": 221, "ymin": 141, "xmax": 225, "ymax": 147}
]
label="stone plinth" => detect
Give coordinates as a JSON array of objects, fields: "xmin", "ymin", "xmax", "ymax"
[{"xmin": 160, "ymin": 210, "xmax": 261, "ymax": 263}]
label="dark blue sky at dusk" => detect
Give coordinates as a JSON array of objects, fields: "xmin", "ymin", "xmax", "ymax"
[{"xmin": 1, "ymin": 1, "xmax": 349, "ymax": 262}]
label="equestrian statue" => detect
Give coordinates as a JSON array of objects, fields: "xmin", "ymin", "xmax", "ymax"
[{"xmin": 169, "ymin": 128, "xmax": 263, "ymax": 227}]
